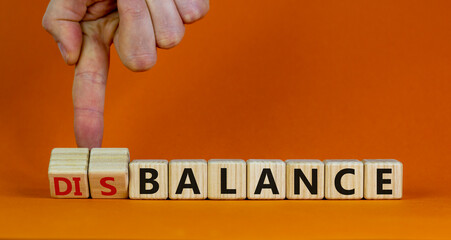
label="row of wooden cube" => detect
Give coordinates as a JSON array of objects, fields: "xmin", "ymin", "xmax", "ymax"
[{"xmin": 49, "ymin": 148, "xmax": 403, "ymax": 200}]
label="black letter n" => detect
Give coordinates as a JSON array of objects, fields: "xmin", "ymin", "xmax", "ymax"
[{"xmin": 294, "ymin": 168, "xmax": 318, "ymax": 195}]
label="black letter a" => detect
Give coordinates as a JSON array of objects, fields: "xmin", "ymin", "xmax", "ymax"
[
  {"xmin": 176, "ymin": 168, "xmax": 201, "ymax": 194},
  {"xmin": 254, "ymin": 168, "xmax": 279, "ymax": 194}
]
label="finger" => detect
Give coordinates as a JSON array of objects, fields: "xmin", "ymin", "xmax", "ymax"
[
  {"xmin": 83, "ymin": 1, "xmax": 117, "ymax": 21},
  {"xmin": 72, "ymin": 20, "xmax": 116, "ymax": 148},
  {"xmin": 174, "ymin": 0, "xmax": 209, "ymax": 24},
  {"xmin": 146, "ymin": 0, "xmax": 185, "ymax": 49},
  {"xmin": 114, "ymin": 0, "xmax": 157, "ymax": 72},
  {"xmin": 42, "ymin": 0, "xmax": 87, "ymax": 65}
]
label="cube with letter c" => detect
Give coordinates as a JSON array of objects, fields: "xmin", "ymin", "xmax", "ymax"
[{"xmin": 325, "ymin": 159, "xmax": 363, "ymax": 199}]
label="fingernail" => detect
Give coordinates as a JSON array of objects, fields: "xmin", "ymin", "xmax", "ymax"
[{"xmin": 57, "ymin": 42, "xmax": 67, "ymax": 63}]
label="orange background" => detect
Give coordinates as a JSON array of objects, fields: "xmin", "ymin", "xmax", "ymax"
[{"xmin": 0, "ymin": 0, "xmax": 450, "ymax": 239}]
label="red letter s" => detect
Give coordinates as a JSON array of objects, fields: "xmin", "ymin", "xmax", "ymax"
[{"xmin": 100, "ymin": 177, "xmax": 117, "ymax": 196}]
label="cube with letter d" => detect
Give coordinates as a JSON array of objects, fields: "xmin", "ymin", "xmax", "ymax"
[{"xmin": 48, "ymin": 148, "xmax": 90, "ymax": 198}]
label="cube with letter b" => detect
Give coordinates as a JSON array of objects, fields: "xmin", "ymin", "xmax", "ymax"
[
  {"xmin": 247, "ymin": 159, "xmax": 286, "ymax": 199},
  {"xmin": 363, "ymin": 159, "xmax": 403, "ymax": 199},
  {"xmin": 325, "ymin": 159, "xmax": 363, "ymax": 199},
  {"xmin": 169, "ymin": 160, "xmax": 207, "ymax": 199},
  {"xmin": 208, "ymin": 159, "xmax": 246, "ymax": 200},
  {"xmin": 129, "ymin": 160, "xmax": 168, "ymax": 199},
  {"xmin": 88, "ymin": 148, "xmax": 130, "ymax": 198}
]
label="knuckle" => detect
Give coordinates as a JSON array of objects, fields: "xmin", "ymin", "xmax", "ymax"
[
  {"xmin": 42, "ymin": 16, "xmax": 52, "ymax": 32},
  {"xmin": 181, "ymin": 1, "xmax": 209, "ymax": 23},
  {"xmin": 75, "ymin": 71, "xmax": 107, "ymax": 85},
  {"xmin": 121, "ymin": 6, "xmax": 147, "ymax": 20},
  {"xmin": 157, "ymin": 30, "xmax": 184, "ymax": 49},
  {"xmin": 125, "ymin": 53, "xmax": 157, "ymax": 72}
]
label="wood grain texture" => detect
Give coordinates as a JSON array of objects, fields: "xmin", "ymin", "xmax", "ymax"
[
  {"xmin": 129, "ymin": 160, "xmax": 168, "ymax": 199},
  {"xmin": 363, "ymin": 159, "xmax": 403, "ymax": 199},
  {"xmin": 247, "ymin": 159, "xmax": 286, "ymax": 199},
  {"xmin": 88, "ymin": 148, "xmax": 129, "ymax": 198},
  {"xmin": 325, "ymin": 160, "xmax": 363, "ymax": 199},
  {"xmin": 48, "ymin": 148, "xmax": 90, "ymax": 198},
  {"xmin": 169, "ymin": 160, "xmax": 207, "ymax": 199},
  {"xmin": 208, "ymin": 159, "xmax": 246, "ymax": 200},
  {"xmin": 286, "ymin": 159, "xmax": 324, "ymax": 199}
]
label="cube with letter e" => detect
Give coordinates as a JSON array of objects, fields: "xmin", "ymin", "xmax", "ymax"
[{"xmin": 363, "ymin": 159, "xmax": 403, "ymax": 199}]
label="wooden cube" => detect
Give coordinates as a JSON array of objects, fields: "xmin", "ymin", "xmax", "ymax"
[
  {"xmin": 169, "ymin": 160, "xmax": 207, "ymax": 199},
  {"xmin": 129, "ymin": 160, "xmax": 168, "ymax": 199},
  {"xmin": 247, "ymin": 159, "xmax": 286, "ymax": 199},
  {"xmin": 363, "ymin": 159, "xmax": 403, "ymax": 199},
  {"xmin": 88, "ymin": 148, "xmax": 130, "ymax": 198},
  {"xmin": 208, "ymin": 159, "xmax": 246, "ymax": 200},
  {"xmin": 48, "ymin": 148, "xmax": 90, "ymax": 198},
  {"xmin": 286, "ymin": 159, "xmax": 324, "ymax": 199},
  {"xmin": 325, "ymin": 160, "xmax": 363, "ymax": 199}
]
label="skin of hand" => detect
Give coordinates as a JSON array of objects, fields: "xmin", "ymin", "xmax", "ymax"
[{"xmin": 42, "ymin": 0, "xmax": 209, "ymax": 148}]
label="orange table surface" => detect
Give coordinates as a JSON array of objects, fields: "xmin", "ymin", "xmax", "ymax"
[{"xmin": 1, "ymin": 1, "xmax": 451, "ymax": 239}]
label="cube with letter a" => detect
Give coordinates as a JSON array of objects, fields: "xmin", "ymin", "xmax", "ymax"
[
  {"xmin": 247, "ymin": 159, "xmax": 286, "ymax": 199},
  {"xmin": 363, "ymin": 159, "xmax": 403, "ymax": 199},
  {"xmin": 48, "ymin": 148, "xmax": 90, "ymax": 198},
  {"xmin": 169, "ymin": 160, "xmax": 207, "ymax": 199},
  {"xmin": 88, "ymin": 148, "xmax": 130, "ymax": 198}
]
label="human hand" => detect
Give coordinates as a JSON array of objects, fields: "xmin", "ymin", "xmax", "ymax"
[{"xmin": 42, "ymin": 0, "xmax": 209, "ymax": 148}]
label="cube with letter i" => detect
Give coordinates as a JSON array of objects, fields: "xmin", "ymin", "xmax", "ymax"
[
  {"xmin": 363, "ymin": 159, "xmax": 403, "ymax": 199},
  {"xmin": 169, "ymin": 160, "xmax": 207, "ymax": 199},
  {"xmin": 88, "ymin": 148, "xmax": 130, "ymax": 198},
  {"xmin": 48, "ymin": 148, "xmax": 90, "ymax": 198},
  {"xmin": 286, "ymin": 160, "xmax": 324, "ymax": 199},
  {"xmin": 129, "ymin": 160, "xmax": 168, "ymax": 199},
  {"xmin": 325, "ymin": 159, "xmax": 363, "ymax": 199},
  {"xmin": 247, "ymin": 159, "xmax": 286, "ymax": 199},
  {"xmin": 208, "ymin": 159, "xmax": 246, "ymax": 200}
]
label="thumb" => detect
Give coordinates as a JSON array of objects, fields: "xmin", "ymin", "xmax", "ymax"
[{"xmin": 42, "ymin": 0, "xmax": 87, "ymax": 65}]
